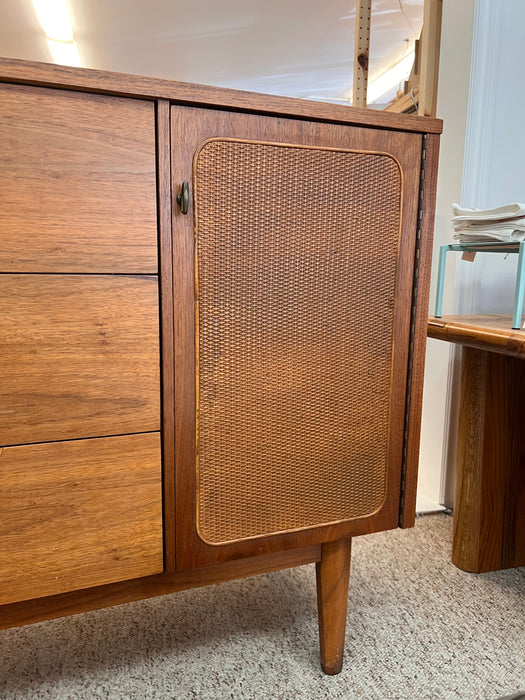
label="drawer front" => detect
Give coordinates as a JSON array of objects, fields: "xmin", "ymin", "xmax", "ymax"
[
  {"xmin": 0, "ymin": 83, "xmax": 157, "ymax": 274},
  {"xmin": 0, "ymin": 274, "xmax": 160, "ymax": 446},
  {"xmin": 0, "ymin": 433, "xmax": 163, "ymax": 605}
]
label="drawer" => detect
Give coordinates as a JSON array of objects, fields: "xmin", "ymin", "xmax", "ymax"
[
  {"xmin": 0, "ymin": 83, "xmax": 157, "ymax": 274},
  {"xmin": 0, "ymin": 274, "xmax": 160, "ymax": 446},
  {"xmin": 0, "ymin": 433, "xmax": 163, "ymax": 605}
]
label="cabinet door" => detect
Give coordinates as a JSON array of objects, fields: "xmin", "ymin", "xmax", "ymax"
[{"xmin": 171, "ymin": 106, "xmax": 422, "ymax": 569}]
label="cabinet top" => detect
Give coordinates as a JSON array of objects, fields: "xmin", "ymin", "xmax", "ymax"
[
  {"xmin": 428, "ymin": 315, "xmax": 525, "ymax": 357},
  {"xmin": 0, "ymin": 56, "xmax": 442, "ymax": 135}
]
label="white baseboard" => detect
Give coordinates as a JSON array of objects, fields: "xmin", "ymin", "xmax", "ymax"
[{"xmin": 416, "ymin": 491, "xmax": 447, "ymax": 515}]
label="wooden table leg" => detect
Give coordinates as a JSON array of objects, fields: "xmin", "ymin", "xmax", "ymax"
[
  {"xmin": 453, "ymin": 346, "xmax": 525, "ymax": 572},
  {"xmin": 316, "ymin": 538, "xmax": 352, "ymax": 675}
]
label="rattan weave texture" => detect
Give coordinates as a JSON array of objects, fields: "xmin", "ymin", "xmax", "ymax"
[{"xmin": 194, "ymin": 138, "xmax": 402, "ymax": 544}]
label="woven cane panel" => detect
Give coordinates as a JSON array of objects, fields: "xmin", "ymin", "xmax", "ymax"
[{"xmin": 194, "ymin": 138, "xmax": 403, "ymax": 545}]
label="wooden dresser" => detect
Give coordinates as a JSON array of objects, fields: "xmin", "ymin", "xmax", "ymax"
[{"xmin": 0, "ymin": 57, "xmax": 441, "ymax": 674}]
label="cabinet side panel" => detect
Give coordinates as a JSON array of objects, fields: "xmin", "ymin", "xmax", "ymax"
[
  {"xmin": 0, "ymin": 83, "xmax": 157, "ymax": 274},
  {"xmin": 0, "ymin": 433, "xmax": 163, "ymax": 605}
]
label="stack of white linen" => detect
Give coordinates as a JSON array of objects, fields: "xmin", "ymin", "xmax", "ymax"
[{"xmin": 452, "ymin": 203, "xmax": 525, "ymax": 243}]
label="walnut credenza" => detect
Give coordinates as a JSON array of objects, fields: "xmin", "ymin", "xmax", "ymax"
[{"xmin": 0, "ymin": 57, "xmax": 441, "ymax": 674}]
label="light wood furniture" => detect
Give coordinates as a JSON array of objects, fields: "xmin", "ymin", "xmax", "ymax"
[
  {"xmin": 418, "ymin": 0, "xmax": 443, "ymax": 118},
  {"xmin": 0, "ymin": 56, "xmax": 441, "ymax": 673},
  {"xmin": 352, "ymin": 0, "xmax": 372, "ymax": 108},
  {"xmin": 386, "ymin": 0, "xmax": 442, "ymax": 117},
  {"xmin": 428, "ymin": 315, "xmax": 525, "ymax": 573}
]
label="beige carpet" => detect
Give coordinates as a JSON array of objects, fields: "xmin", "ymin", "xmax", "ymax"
[{"xmin": 0, "ymin": 514, "xmax": 523, "ymax": 699}]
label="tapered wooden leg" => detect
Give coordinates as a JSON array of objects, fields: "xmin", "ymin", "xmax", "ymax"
[{"xmin": 316, "ymin": 538, "xmax": 352, "ymax": 675}]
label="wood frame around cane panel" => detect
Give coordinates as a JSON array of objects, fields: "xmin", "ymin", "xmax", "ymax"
[{"xmin": 171, "ymin": 105, "xmax": 424, "ymax": 571}]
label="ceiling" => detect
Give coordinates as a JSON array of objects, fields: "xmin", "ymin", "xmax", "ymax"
[{"xmin": 0, "ymin": 0, "xmax": 424, "ymax": 106}]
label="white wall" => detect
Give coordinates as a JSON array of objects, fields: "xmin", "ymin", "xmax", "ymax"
[
  {"xmin": 417, "ymin": 0, "xmax": 475, "ymax": 508},
  {"xmin": 418, "ymin": 0, "xmax": 525, "ymax": 509},
  {"xmin": 458, "ymin": 0, "xmax": 525, "ymax": 317}
]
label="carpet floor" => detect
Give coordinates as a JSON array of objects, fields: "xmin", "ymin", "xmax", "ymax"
[{"xmin": 0, "ymin": 513, "xmax": 523, "ymax": 700}]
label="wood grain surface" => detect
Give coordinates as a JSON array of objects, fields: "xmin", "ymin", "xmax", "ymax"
[
  {"xmin": 399, "ymin": 133, "xmax": 440, "ymax": 528},
  {"xmin": 0, "ymin": 57, "xmax": 443, "ymax": 647},
  {"xmin": 428, "ymin": 314, "xmax": 525, "ymax": 357},
  {"xmin": 0, "ymin": 83, "xmax": 157, "ymax": 273},
  {"xmin": 452, "ymin": 347, "xmax": 525, "ymax": 572},
  {"xmin": 172, "ymin": 106, "xmax": 423, "ymax": 570},
  {"xmin": 0, "ymin": 433, "xmax": 163, "ymax": 605},
  {"xmin": 156, "ymin": 99, "xmax": 177, "ymax": 573},
  {"xmin": 316, "ymin": 538, "xmax": 352, "ymax": 675},
  {"xmin": 0, "ymin": 274, "xmax": 160, "ymax": 446},
  {"xmin": 0, "ymin": 544, "xmax": 321, "ymax": 630},
  {"xmin": 0, "ymin": 56, "xmax": 442, "ymax": 135}
]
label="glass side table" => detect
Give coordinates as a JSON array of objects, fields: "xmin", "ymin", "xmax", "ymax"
[{"xmin": 434, "ymin": 240, "xmax": 525, "ymax": 329}]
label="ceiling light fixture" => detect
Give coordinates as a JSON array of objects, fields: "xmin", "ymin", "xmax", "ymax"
[
  {"xmin": 47, "ymin": 40, "xmax": 81, "ymax": 67},
  {"xmin": 366, "ymin": 50, "xmax": 415, "ymax": 104},
  {"xmin": 32, "ymin": 0, "xmax": 81, "ymax": 67}
]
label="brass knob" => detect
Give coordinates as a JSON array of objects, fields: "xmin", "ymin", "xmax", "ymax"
[{"xmin": 177, "ymin": 180, "xmax": 189, "ymax": 214}]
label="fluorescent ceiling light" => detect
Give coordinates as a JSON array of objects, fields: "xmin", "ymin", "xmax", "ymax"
[
  {"xmin": 32, "ymin": 0, "xmax": 74, "ymax": 41},
  {"xmin": 47, "ymin": 39, "xmax": 81, "ymax": 67},
  {"xmin": 367, "ymin": 51, "xmax": 415, "ymax": 104},
  {"xmin": 32, "ymin": 0, "xmax": 81, "ymax": 67}
]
